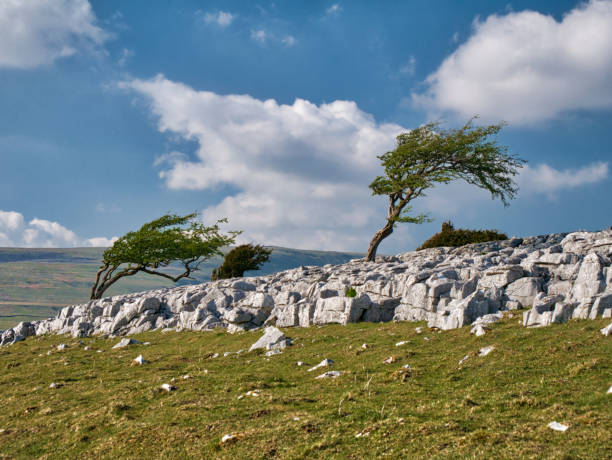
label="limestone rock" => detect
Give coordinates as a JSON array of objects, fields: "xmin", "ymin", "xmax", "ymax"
[{"xmin": 249, "ymin": 326, "xmax": 291, "ymax": 351}]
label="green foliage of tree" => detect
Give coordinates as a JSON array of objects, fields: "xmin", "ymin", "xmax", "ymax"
[
  {"xmin": 417, "ymin": 221, "xmax": 507, "ymax": 250},
  {"xmin": 211, "ymin": 244, "xmax": 272, "ymax": 281},
  {"xmin": 366, "ymin": 118, "xmax": 525, "ymax": 261},
  {"xmin": 91, "ymin": 213, "xmax": 239, "ymax": 299}
]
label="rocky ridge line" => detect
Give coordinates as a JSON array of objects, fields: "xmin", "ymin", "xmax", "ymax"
[{"xmin": 2, "ymin": 229, "xmax": 612, "ymax": 346}]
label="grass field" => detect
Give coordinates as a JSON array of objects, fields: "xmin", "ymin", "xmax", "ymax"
[
  {"xmin": 0, "ymin": 247, "xmax": 359, "ymax": 330},
  {"xmin": 0, "ymin": 314, "xmax": 610, "ymax": 459}
]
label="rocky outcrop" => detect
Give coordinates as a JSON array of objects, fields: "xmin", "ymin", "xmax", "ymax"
[{"xmin": 2, "ymin": 229, "xmax": 612, "ymax": 345}]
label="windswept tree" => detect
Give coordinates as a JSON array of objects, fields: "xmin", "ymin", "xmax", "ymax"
[
  {"xmin": 90, "ymin": 213, "xmax": 239, "ymax": 299},
  {"xmin": 211, "ymin": 244, "xmax": 272, "ymax": 281},
  {"xmin": 366, "ymin": 119, "xmax": 525, "ymax": 261}
]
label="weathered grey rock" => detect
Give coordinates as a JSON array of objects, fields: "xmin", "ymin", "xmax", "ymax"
[
  {"xmin": 249, "ymin": 326, "xmax": 291, "ymax": 351},
  {"xmin": 600, "ymin": 322, "xmax": 612, "ymax": 336},
  {"xmin": 5, "ymin": 228, "xmax": 611, "ymax": 345},
  {"xmin": 505, "ymin": 277, "xmax": 542, "ymax": 308},
  {"xmin": 112, "ymin": 338, "xmax": 142, "ymax": 349}
]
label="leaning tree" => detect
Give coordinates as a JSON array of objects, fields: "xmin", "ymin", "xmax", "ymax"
[
  {"xmin": 90, "ymin": 213, "xmax": 239, "ymax": 299},
  {"xmin": 211, "ymin": 243, "xmax": 272, "ymax": 281},
  {"xmin": 366, "ymin": 119, "xmax": 525, "ymax": 261}
]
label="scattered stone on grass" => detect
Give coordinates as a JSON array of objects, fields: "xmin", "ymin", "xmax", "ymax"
[
  {"xmin": 211, "ymin": 353, "xmax": 219, "ymax": 358},
  {"xmin": 308, "ymin": 359, "xmax": 334, "ymax": 372},
  {"xmin": 478, "ymin": 346, "xmax": 495, "ymax": 356},
  {"xmin": 548, "ymin": 422, "xmax": 569, "ymax": 432},
  {"xmin": 383, "ymin": 356, "xmax": 396, "ymax": 364},
  {"xmin": 221, "ymin": 434, "xmax": 236, "ymax": 443},
  {"xmin": 458, "ymin": 355, "xmax": 470, "ymax": 365},
  {"xmin": 265, "ymin": 349, "xmax": 282, "ymax": 357},
  {"xmin": 402, "ymin": 364, "xmax": 411, "ymax": 369},
  {"xmin": 361, "ymin": 343, "xmax": 369, "ymax": 349},
  {"xmin": 470, "ymin": 324, "xmax": 487, "ymax": 337},
  {"xmin": 316, "ymin": 371, "xmax": 341, "ymax": 379},
  {"xmin": 355, "ymin": 431, "xmax": 370, "ymax": 438},
  {"xmin": 607, "ymin": 385, "xmax": 612, "ymax": 394},
  {"xmin": 57, "ymin": 343, "xmax": 68, "ymax": 351},
  {"xmin": 249, "ymin": 326, "xmax": 292, "ymax": 351},
  {"xmin": 296, "ymin": 361, "xmax": 305, "ymax": 366},
  {"xmin": 600, "ymin": 323, "xmax": 612, "ymax": 336},
  {"xmin": 182, "ymin": 375, "xmax": 191, "ymax": 380},
  {"xmin": 161, "ymin": 383, "xmax": 176, "ymax": 392},
  {"xmin": 112, "ymin": 338, "xmax": 141, "ymax": 349},
  {"xmin": 415, "ymin": 327, "xmax": 423, "ymax": 334},
  {"xmin": 395, "ymin": 341, "xmax": 408, "ymax": 347},
  {"xmin": 133, "ymin": 355, "xmax": 147, "ymax": 365},
  {"xmin": 49, "ymin": 382, "xmax": 61, "ymax": 389}
]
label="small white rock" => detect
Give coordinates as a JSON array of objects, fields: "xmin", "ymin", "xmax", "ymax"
[
  {"xmin": 245, "ymin": 390, "xmax": 260, "ymax": 397},
  {"xmin": 414, "ymin": 327, "xmax": 423, "ymax": 334},
  {"xmin": 315, "ymin": 371, "xmax": 341, "ymax": 379},
  {"xmin": 548, "ymin": 422, "xmax": 568, "ymax": 432},
  {"xmin": 470, "ymin": 324, "xmax": 487, "ymax": 337},
  {"xmin": 402, "ymin": 364, "xmax": 411, "ymax": 369},
  {"xmin": 265, "ymin": 349, "xmax": 282, "ymax": 357},
  {"xmin": 221, "ymin": 434, "xmax": 236, "ymax": 443},
  {"xmin": 607, "ymin": 385, "xmax": 612, "ymax": 394},
  {"xmin": 211, "ymin": 353, "xmax": 219, "ymax": 359},
  {"xmin": 383, "ymin": 356, "xmax": 396, "ymax": 364},
  {"xmin": 57, "ymin": 343, "xmax": 67, "ymax": 351},
  {"xmin": 308, "ymin": 359, "xmax": 334, "ymax": 372},
  {"xmin": 161, "ymin": 383, "xmax": 176, "ymax": 392},
  {"xmin": 84, "ymin": 346, "xmax": 91, "ymax": 351},
  {"xmin": 182, "ymin": 375, "xmax": 191, "ymax": 380},
  {"xmin": 478, "ymin": 346, "xmax": 495, "ymax": 356},
  {"xmin": 49, "ymin": 382, "xmax": 58, "ymax": 389},
  {"xmin": 458, "ymin": 355, "xmax": 470, "ymax": 365},
  {"xmin": 361, "ymin": 343, "xmax": 369, "ymax": 349},
  {"xmin": 293, "ymin": 417, "xmax": 300, "ymax": 421},
  {"xmin": 296, "ymin": 361, "xmax": 305, "ymax": 366},
  {"xmin": 600, "ymin": 323, "xmax": 612, "ymax": 336},
  {"xmin": 133, "ymin": 355, "xmax": 147, "ymax": 365},
  {"xmin": 395, "ymin": 341, "xmax": 408, "ymax": 347}
]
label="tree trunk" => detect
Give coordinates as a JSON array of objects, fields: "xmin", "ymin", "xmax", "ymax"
[{"xmin": 365, "ymin": 221, "xmax": 394, "ymax": 262}]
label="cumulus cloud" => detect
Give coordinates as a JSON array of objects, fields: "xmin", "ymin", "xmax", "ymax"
[
  {"xmin": 519, "ymin": 161, "xmax": 608, "ymax": 194},
  {"xmin": 203, "ymin": 11, "xmax": 235, "ymax": 28},
  {"xmin": 86, "ymin": 236, "xmax": 119, "ymax": 247},
  {"xmin": 412, "ymin": 0, "xmax": 612, "ymax": 124},
  {"xmin": 121, "ymin": 75, "xmax": 403, "ymax": 250},
  {"xmin": 0, "ymin": 210, "xmax": 116, "ymax": 247},
  {"xmin": 0, "ymin": 0, "xmax": 108, "ymax": 69}
]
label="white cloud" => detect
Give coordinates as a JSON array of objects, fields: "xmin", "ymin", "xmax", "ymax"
[
  {"xmin": 326, "ymin": 4, "xmax": 343, "ymax": 16},
  {"xmin": 0, "ymin": 0, "xmax": 108, "ymax": 69},
  {"xmin": 282, "ymin": 35, "xmax": 296, "ymax": 47},
  {"xmin": 121, "ymin": 75, "xmax": 404, "ymax": 251},
  {"xmin": 117, "ymin": 48, "xmax": 133, "ymax": 67},
  {"xmin": 203, "ymin": 11, "xmax": 235, "ymax": 28},
  {"xmin": 0, "ymin": 210, "xmax": 116, "ymax": 247},
  {"xmin": 519, "ymin": 161, "xmax": 608, "ymax": 194},
  {"xmin": 86, "ymin": 236, "xmax": 118, "ymax": 247},
  {"xmin": 251, "ymin": 29, "xmax": 268, "ymax": 43},
  {"xmin": 412, "ymin": 0, "xmax": 612, "ymax": 124},
  {"xmin": 121, "ymin": 75, "xmax": 609, "ymax": 252}
]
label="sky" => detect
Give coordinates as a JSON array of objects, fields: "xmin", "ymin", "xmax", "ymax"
[{"xmin": 0, "ymin": 0, "xmax": 610, "ymax": 254}]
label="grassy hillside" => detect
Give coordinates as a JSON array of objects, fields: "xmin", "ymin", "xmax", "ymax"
[
  {"xmin": 0, "ymin": 247, "xmax": 360, "ymax": 329},
  {"xmin": 0, "ymin": 315, "xmax": 610, "ymax": 458}
]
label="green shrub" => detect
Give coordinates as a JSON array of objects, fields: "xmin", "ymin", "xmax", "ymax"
[
  {"xmin": 211, "ymin": 244, "xmax": 272, "ymax": 281},
  {"xmin": 345, "ymin": 287, "xmax": 357, "ymax": 298},
  {"xmin": 417, "ymin": 221, "xmax": 507, "ymax": 250}
]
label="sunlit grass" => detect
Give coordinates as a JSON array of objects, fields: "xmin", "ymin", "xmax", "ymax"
[{"xmin": 0, "ymin": 315, "xmax": 610, "ymax": 459}]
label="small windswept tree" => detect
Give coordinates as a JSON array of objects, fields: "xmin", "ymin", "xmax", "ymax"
[
  {"xmin": 90, "ymin": 213, "xmax": 239, "ymax": 299},
  {"xmin": 211, "ymin": 244, "xmax": 272, "ymax": 281},
  {"xmin": 366, "ymin": 119, "xmax": 525, "ymax": 261}
]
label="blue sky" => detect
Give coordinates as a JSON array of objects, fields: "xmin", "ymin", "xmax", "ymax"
[{"xmin": 0, "ymin": 0, "xmax": 610, "ymax": 254}]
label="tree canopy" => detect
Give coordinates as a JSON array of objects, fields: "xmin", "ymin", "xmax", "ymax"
[
  {"xmin": 211, "ymin": 244, "xmax": 272, "ymax": 281},
  {"xmin": 90, "ymin": 213, "xmax": 239, "ymax": 299},
  {"xmin": 366, "ymin": 119, "xmax": 525, "ymax": 261}
]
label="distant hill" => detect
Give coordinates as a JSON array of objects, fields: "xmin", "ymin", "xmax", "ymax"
[{"xmin": 0, "ymin": 246, "xmax": 361, "ymax": 329}]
